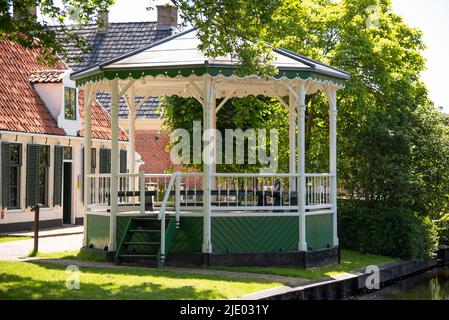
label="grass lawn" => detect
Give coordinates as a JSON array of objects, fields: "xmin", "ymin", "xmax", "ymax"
[
  {"xmin": 33, "ymin": 250, "xmax": 107, "ymax": 262},
  {"xmin": 0, "ymin": 260, "xmax": 281, "ymax": 300},
  {"xmin": 210, "ymin": 250, "xmax": 395, "ymax": 280},
  {"xmin": 0, "ymin": 236, "xmax": 31, "ymax": 243}
]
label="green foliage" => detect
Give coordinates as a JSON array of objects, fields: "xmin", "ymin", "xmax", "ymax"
[
  {"xmin": 435, "ymin": 215, "xmax": 449, "ymax": 247},
  {"xmin": 161, "ymin": 95, "xmax": 289, "ymax": 173},
  {"xmin": 338, "ymin": 200, "xmax": 439, "ymax": 260},
  {"xmin": 0, "ymin": 0, "xmax": 115, "ymax": 65},
  {"xmin": 176, "ymin": 0, "xmax": 281, "ymax": 75}
]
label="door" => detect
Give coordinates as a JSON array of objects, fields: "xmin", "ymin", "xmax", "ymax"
[{"xmin": 63, "ymin": 162, "xmax": 72, "ymax": 224}]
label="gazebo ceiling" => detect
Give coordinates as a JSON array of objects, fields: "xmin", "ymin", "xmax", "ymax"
[{"xmin": 71, "ymin": 28, "xmax": 350, "ymax": 91}]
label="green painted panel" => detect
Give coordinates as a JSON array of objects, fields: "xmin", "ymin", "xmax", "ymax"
[
  {"xmin": 212, "ymin": 217, "xmax": 299, "ymax": 254},
  {"xmin": 86, "ymin": 214, "xmax": 110, "ymax": 250},
  {"xmin": 53, "ymin": 145, "xmax": 63, "ymax": 206},
  {"xmin": 306, "ymin": 214, "xmax": 333, "ymax": 250},
  {"xmin": 2, "ymin": 143, "xmax": 11, "ymax": 209},
  {"xmin": 168, "ymin": 217, "xmax": 203, "ymax": 253}
]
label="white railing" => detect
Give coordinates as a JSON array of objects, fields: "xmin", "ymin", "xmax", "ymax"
[
  {"xmin": 305, "ymin": 173, "xmax": 332, "ymax": 208},
  {"xmin": 86, "ymin": 172, "xmax": 332, "ymax": 213},
  {"xmin": 211, "ymin": 173, "xmax": 298, "ymax": 211}
]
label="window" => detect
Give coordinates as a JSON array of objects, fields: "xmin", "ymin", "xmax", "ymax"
[
  {"xmin": 9, "ymin": 144, "xmax": 22, "ymax": 209},
  {"xmin": 64, "ymin": 87, "xmax": 77, "ymax": 120},
  {"xmin": 91, "ymin": 148, "xmax": 96, "ymax": 173},
  {"xmin": 38, "ymin": 145, "xmax": 50, "ymax": 206},
  {"xmin": 63, "ymin": 146, "xmax": 72, "ymax": 160}
]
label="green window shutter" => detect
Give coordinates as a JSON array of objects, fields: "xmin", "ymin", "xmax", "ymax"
[
  {"xmin": 120, "ymin": 149, "xmax": 127, "ymax": 173},
  {"xmin": 53, "ymin": 145, "xmax": 63, "ymax": 206},
  {"xmin": 26, "ymin": 144, "xmax": 40, "ymax": 207},
  {"xmin": 99, "ymin": 148, "xmax": 111, "ymax": 174},
  {"xmin": 1, "ymin": 143, "xmax": 11, "ymax": 209}
]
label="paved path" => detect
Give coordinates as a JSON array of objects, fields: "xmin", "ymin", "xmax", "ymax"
[
  {"xmin": 1, "ymin": 226, "xmax": 83, "ymax": 238},
  {"xmin": 0, "ymin": 234, "xmax": 83, "ymax": 261}
]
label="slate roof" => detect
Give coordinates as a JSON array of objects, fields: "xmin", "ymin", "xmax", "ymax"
[
  {"xmin": 53, "ymin": 22, "xmax": 172, "ymax": 119},
  {"xmin": 95, "ymin": 92, "xmax": 161, "ymax": 119},
  {"xmin": 54, "ymin": 22, "xmax": 172, "ymax": 72},
  {"xmin": 0, "ymin": 40, "xmax": 66, "ymax": 136},
  {"xmin": 29, "ymin": 70, "xmax": 65, "ymax": 83}
]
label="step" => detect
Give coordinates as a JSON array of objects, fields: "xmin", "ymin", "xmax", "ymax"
[
  {"xmin": 124, "ymin": 242, "xmax": 160, "ymax": 245},
  {"xmin": 129, "ymin": 229, "xmax": 160, "ymax": 233}
]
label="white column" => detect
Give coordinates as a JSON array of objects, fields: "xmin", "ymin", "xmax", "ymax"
[
  {"xmin": 83, "ymin": 84, "xmax": 93, "ymax": 247},
  {"xmin": 288, "ymin": 92, "xmax": 296, "ymax": 191},
  {"xmin": 127, "ymin": 86, "xmax": 136, "ymax": 174},
  {"xmin": 328, "ymin": 89, "xmax": 339, "ymax": 247},
  {"xmin": 202, "ymin": 77, "xmax": 213, "ymax": 253},
  {"xmin": 297, "ymin": 82, "xmax": 307, "ymax": 251},
  {"xmin": 127, "ymin": 86, "xmax": 136, "ymax": 191},
  {"xmin": 109, "ymin": 78, "xmax": 119, "ymax": 251}
]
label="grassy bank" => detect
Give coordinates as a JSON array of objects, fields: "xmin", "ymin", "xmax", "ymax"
[{"xmin": 210, "ymin": 250, "xmax": 395, "ymax": 280}]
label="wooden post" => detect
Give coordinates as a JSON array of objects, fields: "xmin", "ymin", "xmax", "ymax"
[
  {"xmin": 297, "ymin": 83, "xmax": 307, "ymax": 252},
  {"xmin": 109, "ymin": 78, "xmax": 119, "ymax": 251},
  {"xmin": 83, "ymin": 84, "xmax": 93, "ymax": 247},
  {"xmin": 328, "ymin": 88, "xmax": 339, "ymax": 247},
  {"xmin": 288, "ymin": 91, "xmax": 297, "ymax": 192},
  {"xmin": 202, "ymin": 77, "xmax": 213, "ymax": 253},
  {"xmin": 127, "ymin": 86, "xmax": 136, "ymax": 189},
  {"xmin": 32, "ymin": 204, "xmax": 40, "ymax": 254}
]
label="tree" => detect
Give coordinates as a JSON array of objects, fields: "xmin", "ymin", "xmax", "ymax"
[
  {"xmin": 174, "ymin": 0, "xmax": 282, "ymax": 74},
  {"xmin": 0, "ymin": 0, "xmax": 114, "ymax": 65},
  {"xmin": 165, "ymin": 0, "xmax": 449, "ymax": 219}
]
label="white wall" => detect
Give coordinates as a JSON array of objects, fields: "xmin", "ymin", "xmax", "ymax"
[
  {"xmin": 33, "ymin": 71, "xmax": 82, "ymax": 137},
  {"xmin": 0, "ymin": 132, "xmax": 127, "ymax": 228}
]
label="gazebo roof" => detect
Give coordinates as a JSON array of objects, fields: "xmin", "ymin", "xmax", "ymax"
[{"xmin": 71, "ymin": 28, "xmax": 350, "ymax": 87}]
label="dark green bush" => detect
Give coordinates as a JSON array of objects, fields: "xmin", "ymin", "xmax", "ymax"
[
  {"xmin": 435, "ymin": 215, "xmax": 449, "ymax": 247},
  {"xmin": 338, "ymin": 200, "xmax": 439, "ymax": 260}
]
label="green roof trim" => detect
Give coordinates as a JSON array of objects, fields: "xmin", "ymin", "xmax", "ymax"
[{"xmin": 75, "ymin": 65, "xmax": 347, "ymax": 87}]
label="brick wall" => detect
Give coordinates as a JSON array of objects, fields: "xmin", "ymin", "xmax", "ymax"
[{"xmin": 135, "ymin": 130, "xmax": 172, "ymax": 173}]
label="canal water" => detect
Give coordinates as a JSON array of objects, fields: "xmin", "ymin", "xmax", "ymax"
[{"xmin": 355, "ymin": 267, "xmax": 449, "ymax": 300}]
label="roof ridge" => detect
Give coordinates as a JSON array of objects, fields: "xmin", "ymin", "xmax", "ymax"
[{"xmin": 51, "ymin": 21, "xmax": 158, "ymax": 29}]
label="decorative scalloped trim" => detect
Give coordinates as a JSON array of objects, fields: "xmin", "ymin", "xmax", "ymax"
[{"xmin": 76, "ymin": 67, "xmax": 346, "ymax": 88}]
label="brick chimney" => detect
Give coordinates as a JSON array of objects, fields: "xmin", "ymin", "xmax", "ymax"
[
  {"xmin": 156, "ymin": 5, "xmax": 178, "ymax": 29},
  {"xmin": 97, "ymin": 9, "xmax": 109, "ymax": 33}
]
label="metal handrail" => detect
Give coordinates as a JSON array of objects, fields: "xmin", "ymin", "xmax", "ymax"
[{"xmin": 158, "ymin": 171, "xmax": 180, "ymax": 261}]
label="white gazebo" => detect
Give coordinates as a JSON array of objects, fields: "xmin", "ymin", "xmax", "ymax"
[{"xmin": 72, "ymin": 29, "xmax": 350, "ymax": 267}]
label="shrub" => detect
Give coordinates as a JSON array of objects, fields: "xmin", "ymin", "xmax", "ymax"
[
  {"xmin": 435, "ymin": 215, "xmax": 449, "ymax": 247},
  {"xmin": 338, "ymin": 200, "xmax": 439, "ymax": 260}
]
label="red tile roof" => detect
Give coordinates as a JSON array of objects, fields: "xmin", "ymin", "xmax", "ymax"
[
  {"xmin": 0, "ymin": 40, "xmax": 128, "ymax": 141},
  {"xmin": 78, "ymin": 89, "xmax": 128, "ymax": 141},
  {"xmin": 0, "ymin": 40, "xmax": 66, "ymax": 135},
  {"xmin": 29, "ymin": 70, "xmax": 65, "ymax": 83}
]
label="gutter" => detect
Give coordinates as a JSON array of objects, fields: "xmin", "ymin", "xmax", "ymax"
[{"xmin": 0, "ymin": 130, "xmax": 129, "ymax": 144}]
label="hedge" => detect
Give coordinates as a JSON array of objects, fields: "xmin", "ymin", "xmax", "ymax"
[{"xmin": 338, "ymin": 200, "xmax": 439, "ymax": 260}]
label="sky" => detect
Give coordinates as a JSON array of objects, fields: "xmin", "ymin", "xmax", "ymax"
[{"xmin": 42, "ymin": 0, "xmax": 449, "ymax": 112}]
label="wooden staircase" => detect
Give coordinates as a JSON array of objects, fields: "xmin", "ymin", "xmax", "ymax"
[{"xmin": 114, "ymin": 216, "xmax": 177, "ymax": 267}]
